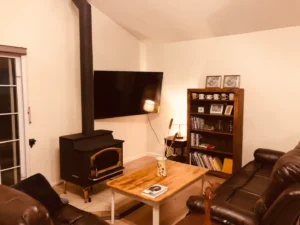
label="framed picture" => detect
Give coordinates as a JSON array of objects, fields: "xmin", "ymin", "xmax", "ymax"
[
  {"xmin": 198, "ymin": 106, "xmax": 205, "ymax": 113},
  {"xmin": 223, "ymin": 75, "xmax": 240, "ymax": 88},
  {"xmin": 205, "ymin": 76, "xmax": 222, "ymax": 88},
  {"xmin": 210, "ymin": 104, "xmax": 223, "ymax": 114},
  {"xmin": 224, "ymin": 105, "xmax": 233, "ymax": 115}
]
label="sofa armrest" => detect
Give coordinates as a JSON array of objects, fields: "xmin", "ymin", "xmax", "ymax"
[
  {"xmin": 261, "ymin": 183, "xmax": 300, "ymax": 225},
  {"xmin": 254, "ymin": 148, "xmax": 285, "ymax": 164},
  {"xmin": 0, "ymin": 185, "xmax": 53, "ymax": 225},
  {"xmin": 186, "ymin": 195, "xmax": 205, "ymax": 213}
]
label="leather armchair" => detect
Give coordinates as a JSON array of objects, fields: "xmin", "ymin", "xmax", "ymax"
[{"xmin": 176, "ymin": 143, "xmax": 300, "ymax": 225}]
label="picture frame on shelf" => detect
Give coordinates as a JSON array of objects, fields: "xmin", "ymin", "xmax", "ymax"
[
  {"xmin": 198, "ymin": 106, "xmax": 205, "ymax": 113},
  {"xmin": 210, "ymin": 104, "xmax": 224, "ymax": 114},
  {"xmin": 223, "ymin": 75, "xmax": 240, "ymax": 88},
  {"xmin": 205, "ymin": 76, "xmax": 222, "ymax": 88},
  {"xmin": 224, "ymin": 105, "xmax": 233, "ymax": 115}
]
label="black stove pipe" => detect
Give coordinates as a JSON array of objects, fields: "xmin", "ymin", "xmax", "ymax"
[{"xmin": 72, "ymin": 0, "xmax": 94, "ymax": 135}]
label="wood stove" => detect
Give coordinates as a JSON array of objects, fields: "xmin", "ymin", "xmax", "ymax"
[
  {"xmin": 60, "ymin": 130, "xmax": 124, "ymax": 202},
  {"xmin": 59, "ymin": 0, "xmax": 125, "ymax": 203}
]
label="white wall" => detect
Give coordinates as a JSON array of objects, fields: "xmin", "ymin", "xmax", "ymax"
[
  {"xmin": 146, "ymin": 26, "xmax": 300, "ymax": 165},
  {"xmin": 0, "ymin": 0, "xmax": 145, "ymax": 185},
  {"xmin": 92, "ymin": 6, "xmax": 148, "ymax": 163}
]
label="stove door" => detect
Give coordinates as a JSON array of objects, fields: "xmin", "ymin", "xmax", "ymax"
[{"xmin": 90, "ymin": 147, "xmax": 122, "ymax": 179}]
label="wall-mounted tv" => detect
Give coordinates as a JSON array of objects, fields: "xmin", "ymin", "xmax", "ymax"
[{"xmin": 94, "ymin": 70, "xmax": 163, "ymax": 119}]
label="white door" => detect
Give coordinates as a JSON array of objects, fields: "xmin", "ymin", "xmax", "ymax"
[{"xmin": 0, "ymin": 56, "xmax": 27, "ymax": 185}]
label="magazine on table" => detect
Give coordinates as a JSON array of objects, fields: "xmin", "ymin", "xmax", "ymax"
[{"xmin": 142, "ymin": 184, "xmax": 168, "ymax": 198}]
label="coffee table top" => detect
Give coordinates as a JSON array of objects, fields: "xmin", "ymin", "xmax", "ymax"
[{"xmin": 107, "ymin": 160, "xmax": 208, "ymax": 202}]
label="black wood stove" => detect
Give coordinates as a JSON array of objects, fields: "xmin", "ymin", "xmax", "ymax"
[
  {"xmin": 59, "ymin": 0, "xmax": 124, "ymax": 203},
  {"xmin": 60, "ymin": 130, "xmax": 124, "ymax": 202}
]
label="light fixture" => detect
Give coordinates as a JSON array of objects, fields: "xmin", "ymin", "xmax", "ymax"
[
  {"xmin": 174, "ymin": 124, "xmax": 184, "ymax": 139},
  {"xmin": 143, "ymin": 99, "xmax": 155, "ymax": 113},
  {"xmin": 173, "ymin": 116, "xmax": 186, "ymax": 139}
]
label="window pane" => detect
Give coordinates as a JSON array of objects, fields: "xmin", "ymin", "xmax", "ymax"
[
  {"xmin": 0, "ymin": 115, "xmax": 19, "ymax": 142},
  {"xmin": 0, "ymin": 87, "xmax": 18, "ymax": 113},
  {"xmin": 1, "ymin": 167, "xmax": 20, "ymax": 186},
  {"xmin": 0, "ymin": 142, "xmax": 20, "ymax": 170},
  {"xmin": 0, "ymin": 57, "xmax": 16, "ymax": 85}
]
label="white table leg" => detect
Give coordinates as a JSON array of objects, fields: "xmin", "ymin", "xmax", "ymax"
[
  {"xmin": 111, "ymin": 189, "xmax": 115, "ymax": 225},
  {"xmin": 153, "ymin": 204, "xmax": 160, "ymax": 225}
]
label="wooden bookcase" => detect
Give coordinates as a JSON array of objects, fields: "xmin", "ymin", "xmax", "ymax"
[{"xmin": 187, "ymin": 88, "xmax": 244, "ymax": 179}]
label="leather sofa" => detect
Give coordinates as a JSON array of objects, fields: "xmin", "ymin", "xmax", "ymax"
[
  {"xmin": 0, "ymin": 173, "xmax": 108, "ymax": 225},
  {"xmin": 176, "ymin": 142, "xmax": 300, "ymax": 225}
]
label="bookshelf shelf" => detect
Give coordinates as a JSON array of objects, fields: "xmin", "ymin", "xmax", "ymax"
[
  {"xmin": 190, "ymin": 162, "xmax": 232, "ymax": 179},
  {"xmin": 208, "ymin": 170, "xmax": 231, "ymax": 179},
  {"xmin": 187, "ymin": 88, "xmax": 244, "ymax": 178},
  {"xmin": 191, "ymin": 99, "xmax": 234, "ymax": 103},
  {"xmin": 190, "ymin": 112, "xmax": 234, "ymax": 118},
  {"xmin": 191, "ymin": 129, "xmax": 233, "ymax": 136},
  {"xmin": 190, "ymin": 146, "xmax": 233, "ymax": 156}
]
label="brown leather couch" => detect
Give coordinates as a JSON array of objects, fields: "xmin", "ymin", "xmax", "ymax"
[
  {"xmin": 0, "ymin": 173, "xmax": 108, "ymax": 225},
  {"xmin": 176, "ymin": 142, "xmax": 300, "ymax": 225},
  {"xmin": 0, "ymin": 185, "xmax": 53, "ymax": 225}
]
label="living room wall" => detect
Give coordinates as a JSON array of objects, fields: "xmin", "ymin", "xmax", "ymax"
[
  {"xmin": 0, "ymin": 0, "xmax": 145, "ymax": 185},
  {"xmin": 92, "ymin": 5, "xmax": 148, "ymax": 163},
  {"xmin": 145, "ymin": 26, "xmax": 300, "ymax": 165}
]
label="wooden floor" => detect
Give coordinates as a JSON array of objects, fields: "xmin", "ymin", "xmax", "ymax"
[{"xmin": 54, "ymin": 156, "xmax": 224, "ymax": 225}]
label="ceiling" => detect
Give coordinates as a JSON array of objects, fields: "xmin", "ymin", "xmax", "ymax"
[{"xmin": 90, "ymin": 0, "xmax": 300, "ymax": 43}]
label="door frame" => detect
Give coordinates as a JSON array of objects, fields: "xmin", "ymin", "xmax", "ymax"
[{"xmin": 0, "ymin": 52, "xmax": 30, "ymax": 180}]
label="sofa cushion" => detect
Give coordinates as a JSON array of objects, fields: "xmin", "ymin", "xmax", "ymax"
[
  {"xmin": 254, "ymin": 142, "xmax": 300, "ymax": 215},
  {"xmin": 197, "ymin": 160, "xmax": 272, "ymax": 225}
]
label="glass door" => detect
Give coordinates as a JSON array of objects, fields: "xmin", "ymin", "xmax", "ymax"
[{"xmin": 0, "ymin": 56, "xmax": 26, "ymax": 185}]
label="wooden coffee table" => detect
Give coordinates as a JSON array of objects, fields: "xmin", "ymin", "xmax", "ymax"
[{"xmin": 107, "ymin": 160, "xmax": 208, "ymax": 225}]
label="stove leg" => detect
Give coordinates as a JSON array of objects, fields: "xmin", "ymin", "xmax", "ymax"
[
  {"xmin": 63, "ymin": 181, "xmax": 68, "ymax": 194},
  {"xmin": 82, "ymin": 187, "xmax": 89, "ymax": 203}
]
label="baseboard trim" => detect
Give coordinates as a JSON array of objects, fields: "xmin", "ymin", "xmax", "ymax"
[
  {"xmin": 51, "ymin": 180, "xmax": 64, "ymax": 187},
  {"xmin": 124, "ymin": 153, "xmax": 147, "ymax": 164}
]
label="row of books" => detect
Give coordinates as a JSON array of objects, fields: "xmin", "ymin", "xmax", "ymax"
[
  {"xmin": 191, "ymin": 152, "xmax": 233, "ymax": 174},
  {"xmin": 190, "ymin": 116, "xmax": 204, "ymax": 130},
  {"xmin": 191, "ymin": 152, "xmax": 223, "ymax": 171},
  {"xmin": 191, "ymin": 133, "xmax": 216, "ymax": 149},
  {"xmin": 191, "ymin": 132, "xmax": 202, "ymax": 146}
]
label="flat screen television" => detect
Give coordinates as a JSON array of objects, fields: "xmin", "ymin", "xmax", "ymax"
[{"xmin": 94, "ymin": 70, "xmax": 163, "ymax": 119}]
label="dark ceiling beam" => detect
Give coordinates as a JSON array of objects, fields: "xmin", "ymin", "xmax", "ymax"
[{"xmin": 72, "ymin": 0, "xmax": 94, "ymax": 135}]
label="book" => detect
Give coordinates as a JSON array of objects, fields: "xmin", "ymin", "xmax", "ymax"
[
  {"xmin": 213, "ymin": 157, "xmax": 223, "ymax": 171},
  {"xmin": 142, "ymin": 184, "xmax": 168, "ymax": 198},
  {"xmin": 222, "ymin": 158, "xmax": 233, "ymax": 174}
]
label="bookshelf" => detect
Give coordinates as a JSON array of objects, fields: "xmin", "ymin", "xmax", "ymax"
[{"xmin": 187, "ymin": 88, "xmax": 244, "ymax": 179}]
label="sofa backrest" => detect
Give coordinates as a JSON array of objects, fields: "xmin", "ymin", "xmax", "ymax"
[
  {"xmin": 13, "ymin": 173, "xmax": 63, "ymax": 215},
  {"xmin": 0, "ymin": 185, "xmax": 53, "ymax": 225},
  {"xmin": 254, "ymin": 142, "xmax": 300, "ymax": 215}
]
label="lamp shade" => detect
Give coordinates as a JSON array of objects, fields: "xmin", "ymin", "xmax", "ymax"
[{"xmin": 143, "ymin": 100, "xmax": 155, "ymax": 112}]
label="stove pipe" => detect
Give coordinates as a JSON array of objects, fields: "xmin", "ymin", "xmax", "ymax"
[{"xmin": 72, "ymin": 0, "xmax": 94, "ymax": 135}]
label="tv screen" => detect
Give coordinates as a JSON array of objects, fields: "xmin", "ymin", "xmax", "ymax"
[{"xmin": 94, "ymin": 70, "xmax": 163, "ymax": 119}]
